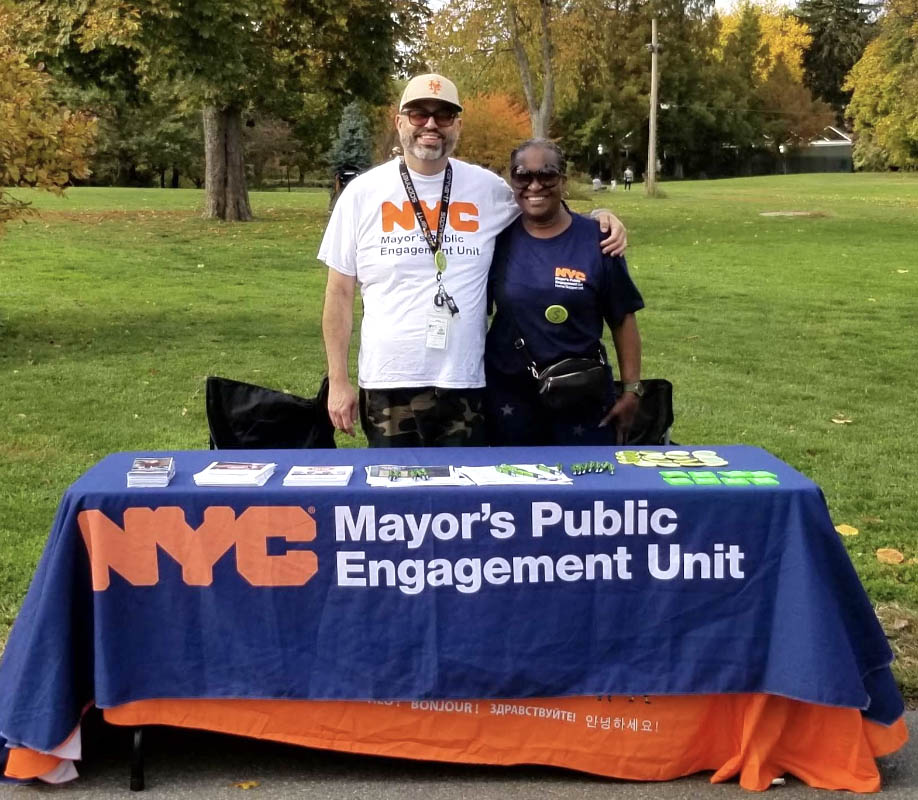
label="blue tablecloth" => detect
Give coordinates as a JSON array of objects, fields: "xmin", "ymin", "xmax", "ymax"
[{"xmin": 0, "ymin": 445, "xmax": 903, "ymax": 757}]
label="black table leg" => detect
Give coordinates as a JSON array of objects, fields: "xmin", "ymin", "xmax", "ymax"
[{"xmin": 130, "ymin": 727, "xmax": 144, "ymax": 791}]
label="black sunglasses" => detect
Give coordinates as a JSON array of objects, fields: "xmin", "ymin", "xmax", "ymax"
[
  {"xmin": 401, "ymin": 108, "xmax": 459, "ymax": 127},
  {"xmin": 509, "ymin": 166, "xmax": 564, "ymax": 189}
]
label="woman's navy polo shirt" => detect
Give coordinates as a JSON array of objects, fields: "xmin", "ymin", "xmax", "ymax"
[{"xmin": 485, "ymin": 213, "xmax": 644, "ymax": 376}]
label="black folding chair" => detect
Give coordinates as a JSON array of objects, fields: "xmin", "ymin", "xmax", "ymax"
[
  {"xmin": 613, "ymin": 378, "xmax": 674, "ymax": 445},
  {"xmin": 205, "ymin": 376, "xmax": 335, "ymax": 449}
]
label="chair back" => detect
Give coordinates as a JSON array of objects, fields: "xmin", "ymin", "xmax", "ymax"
[
  {"xmin": 206, "ymin": 376, "xmax": 336, "ymax": 449},
  {"xmin": 613, "ymin": 378, "xmax": 674, "ymax": 445}
]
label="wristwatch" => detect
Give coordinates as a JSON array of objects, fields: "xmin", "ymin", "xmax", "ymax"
[{"xmin": 622, "ymin": 381, "xmax": 644, "ymax": 398}]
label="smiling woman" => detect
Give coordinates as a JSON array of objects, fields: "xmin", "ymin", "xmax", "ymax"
[{"xmin": 484, "ymin": 139, "xmax": 646, "ymax": 447}]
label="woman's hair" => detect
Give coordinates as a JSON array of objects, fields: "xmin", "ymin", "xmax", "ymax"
[{"xmin": 510, "ymin": 138, "xmax": 567, "ymax": 175}]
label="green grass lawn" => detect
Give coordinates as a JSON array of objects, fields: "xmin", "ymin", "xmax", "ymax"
[{"xmin": 2, "ymin": 174, "xmax": 917, "ymax": 692}]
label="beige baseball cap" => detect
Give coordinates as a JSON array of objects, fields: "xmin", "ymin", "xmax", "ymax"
[{"xmin": 399, "ymin": 74, "xmax": 462, "ymax": 112}]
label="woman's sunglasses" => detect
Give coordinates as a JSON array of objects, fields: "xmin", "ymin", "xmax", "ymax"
[
  {"xmin": 509, "ymin": 166, "xmax": 564, "ymax": 189},
  {"xmin": 401, "ymin": 108, "xmax": 459, "ymax": 127}
]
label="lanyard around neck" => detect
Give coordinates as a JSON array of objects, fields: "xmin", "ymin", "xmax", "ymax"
[{"xmin": 398, "ymin": 159, "xmax": 452, "ymax": 271}]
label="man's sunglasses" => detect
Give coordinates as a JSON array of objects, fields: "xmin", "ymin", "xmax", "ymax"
[
  {"xmin": 401, "ymin": 108, "xmax": 459, "ymax": 127},
  {"xmin": 509, "ymin": 166, "xmax": 564, "ymax": 189}
]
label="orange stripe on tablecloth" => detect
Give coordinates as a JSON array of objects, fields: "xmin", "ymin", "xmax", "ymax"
[
  {"xmin": 4, "ymin": 748, "xmax": 63, "ymax": 780},
  {"xmin": 103, "ymin": 694, "xmax": 908, "ymax": 792}
]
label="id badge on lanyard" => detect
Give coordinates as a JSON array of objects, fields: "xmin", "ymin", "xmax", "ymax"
[{"xmin": 426, "ymin": 308, "xmax": 450, "ymax": 350}]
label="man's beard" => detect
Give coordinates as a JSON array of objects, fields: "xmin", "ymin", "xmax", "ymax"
[{"xmin": 399, "ymin": 129, "xmax": 457, "ymax": 162}]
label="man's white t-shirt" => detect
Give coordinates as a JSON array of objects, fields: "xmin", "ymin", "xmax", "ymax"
[{"xmin": 318, "ymin": 158, "xmax": 519, "ymax": 389}]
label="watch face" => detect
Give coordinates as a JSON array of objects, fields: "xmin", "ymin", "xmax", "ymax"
[{"xmin": 625, "ymin": 382, "xmax": 644, "ymax": 397}]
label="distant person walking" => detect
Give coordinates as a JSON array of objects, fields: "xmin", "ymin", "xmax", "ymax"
[{"xmin": 623, "ymin": 166, "xmax": 634, "ymax": 191}]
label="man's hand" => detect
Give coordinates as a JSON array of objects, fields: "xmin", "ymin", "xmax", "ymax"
[
  {"xmin": 327, "ymin": 378, "xmax": 358, "ymax": 437},
  {"xmin": 600, "ymin": 391, "xmax": 639, "ymax": 444},
  {"xmin": 593, "ymin": 210, "xmax": 627, "ymax": 256}
]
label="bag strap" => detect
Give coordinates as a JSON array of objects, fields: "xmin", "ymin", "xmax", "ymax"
[{"xmin": 493, "ymin": 236, "xmax": 541, "ymax": 378}]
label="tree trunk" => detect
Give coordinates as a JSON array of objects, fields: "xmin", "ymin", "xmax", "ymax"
[
  {"xmin": 536, "ymin": 0, "xmax": 554, "ymax": 138},
  {"xmin": 203, "ymin": 105, "xmax": 253, "ymax": 221},
  {"xmin": 171, "ymin": 167, "xmax": 180, "ymax": 189},
  {"xmin": 507, "ymin": 0, "xmax": 555, "ymax": 139}
]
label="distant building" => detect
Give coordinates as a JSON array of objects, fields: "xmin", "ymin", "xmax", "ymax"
[{"xmin": 785, "ymin": 127, "xmax": 853, "ymax": 173}]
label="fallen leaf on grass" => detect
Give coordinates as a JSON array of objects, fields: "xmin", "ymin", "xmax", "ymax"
[
  {"xmin": 234, "ymin": 781, "xmax": 259, "ymax": 790},
  {"xmin": 861, "ymin": 516, "xmax": 884, "ymax": 525},
  {"xmin": 896, "ymin": 269, "xmax": 909, "ymax": 274},
  {"xmin": 831, "ymin": 415, "xmax": 853, "ymax": 424},
  {"xmin": 876, "ymin": 548, "xmax": 905, "ymax": 565},
  {"xmin": 835, "ymin": 524, "xmax": 859, "ymax": 536}
]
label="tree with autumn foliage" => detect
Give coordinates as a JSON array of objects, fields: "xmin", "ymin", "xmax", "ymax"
[
  {"xmin": 845, "ymin": 0, "xmax": 918, "ymax": 169},
  {"xmin": 427, "ymin": 0, "xmax": 561, "ymax": 138},
  {"xmin": 718, "ymin": 0, "xmax": 813, "ymax": 82},
  {"xmin": 756, "ymin": 58, "xmax": 835, "ymax": 150},
  {"xmin": 715, "ymin": 2, "xmax": 833, "ymax": 162},
  {"xmin": 456, "ymin": 93, "xmax": 532, "ymax": 171},
  {"xmin": 0, "ymin": 3, "xmax": 95, "ymax": 234},
  {"xmin": 13, "ymin": 0, "xmax": 427, "ymax": 221}
]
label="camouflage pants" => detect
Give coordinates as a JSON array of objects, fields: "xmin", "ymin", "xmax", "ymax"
[{"xmin": 359, "ymin": 387, "xmax": 487, "ymax": 448}]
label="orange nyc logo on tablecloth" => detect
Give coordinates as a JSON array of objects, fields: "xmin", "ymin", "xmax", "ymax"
[{"xmin": 77, "ymin": 506, "xmax": 317, "ymax": 588}]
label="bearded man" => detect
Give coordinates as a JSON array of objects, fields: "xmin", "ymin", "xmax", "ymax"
[{"xmin": 318, "ymin": 73, "xmax": 626, "ymax": 447}]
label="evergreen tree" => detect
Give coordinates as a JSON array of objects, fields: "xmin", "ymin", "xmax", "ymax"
[
  {"xmin": 794, "ymin": 0, "xmax": 875, "ymax": 121},
  {"xmin": 328, "ymin": 102, "xmax": 374, "ymax": 175}
]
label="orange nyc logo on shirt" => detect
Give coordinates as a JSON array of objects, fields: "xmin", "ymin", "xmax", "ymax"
[
  {"xmin": 555, "ymin": 267, "xmax": 587, "ymax": 282},
  {"xmin": 78, "ymin": 506, "xmax": 318, "ymax": 589},
  {"xmin": 381, "ymin": 201, "xmax": 480, "ymax": 233}
]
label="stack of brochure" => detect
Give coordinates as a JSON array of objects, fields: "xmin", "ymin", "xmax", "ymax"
[
  {"xmin": 283, "ymin": 465, "xmax": 353, "ymax": 487},
  {"xmin": 193, "ymin": 461, "xmax": 277, "ymax": 487},
  {"xmin": 127, "ymin": 457, "xmax": 175, "ymax": 487}
]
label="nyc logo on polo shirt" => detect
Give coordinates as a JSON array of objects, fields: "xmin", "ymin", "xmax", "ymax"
[{"xmin": 554, "ymin": 266, "xmax": 586, "ymax": 290}]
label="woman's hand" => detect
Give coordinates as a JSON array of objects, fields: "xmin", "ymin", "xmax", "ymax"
[{"xmin": 600, "ymin": 391, "xmax": 640, "ymax": 444}]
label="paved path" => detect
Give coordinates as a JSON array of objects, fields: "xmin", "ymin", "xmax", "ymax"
[{"xmin": 2, "ymin": 712, "xmax": 914, "ymax": 798}]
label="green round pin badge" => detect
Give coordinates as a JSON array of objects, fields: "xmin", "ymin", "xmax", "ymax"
[
  {"xmin": 434, "ymin": 250, "xmax": 448, "ymax": 272},
  {"xmin": 545, "ymin": 304, "xmax": 568, "ymax": 324}
]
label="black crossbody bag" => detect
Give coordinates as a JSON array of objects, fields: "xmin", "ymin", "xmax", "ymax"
[{"xmin": 512, "ymin": 332, "xmax": 608, "ymax": 411}]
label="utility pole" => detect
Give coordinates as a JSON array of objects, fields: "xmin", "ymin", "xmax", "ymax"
[{"xmin": 646, "ymin": 18, "xmax": 660, "ymax": 197}]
